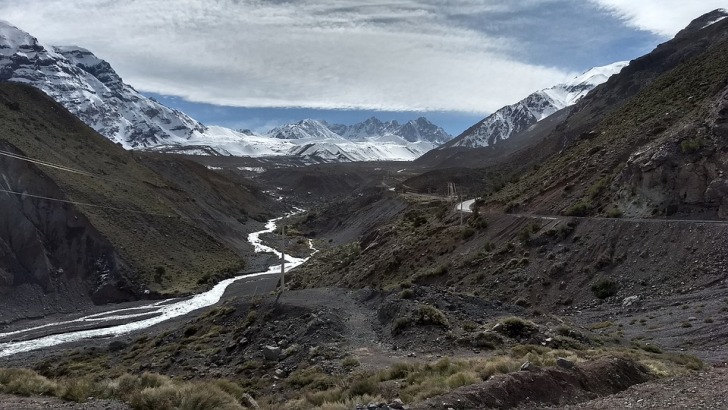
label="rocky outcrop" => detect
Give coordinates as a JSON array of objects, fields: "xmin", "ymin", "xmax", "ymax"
[
  {"xmin": 0, "ymin": 142, "xmax": 135, "ymax": 322},
  {"xmin": 616, "ymin": 85, "xmax": 728, "ymax": 218}
]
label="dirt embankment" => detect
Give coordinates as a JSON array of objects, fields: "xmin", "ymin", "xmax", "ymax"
[{"xmin": 414, "ymin": 357, "xmax": 653, "ymax": 410}]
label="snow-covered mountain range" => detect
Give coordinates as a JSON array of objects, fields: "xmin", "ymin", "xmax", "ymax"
[
  {"xmin": 172, "ymin": 117, "xmax": 451, "ymax": 162},
  {"xmin": 441, "ymin": 61, "xmax": 628, "ymax": 149},
  {"xmin": 0, "ymin": 21, "xmax": 450, "ymax": 162}
]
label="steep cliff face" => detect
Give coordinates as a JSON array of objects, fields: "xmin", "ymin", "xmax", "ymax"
[
  {"xmin": 615, "ymin": 80, "xmax": 728, "ymax": 218},
  {"xmin": 0, "ymin": 141, "xmax": 135, "ymax": 322}
]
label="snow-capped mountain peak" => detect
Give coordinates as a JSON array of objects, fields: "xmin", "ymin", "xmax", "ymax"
[
  {"xmin": 444, "ymin": 61, "xmax": 628, "ymax": 149},
  {"xmin": 0, "ymin": 20, "xmax": 207, "ymax": 148},
  {"xmin": 268, "ymin": 119, "xmax": 343, "ymax": 140},
  {"xmin": 541, "ymin": 61, "xmax": 629, "ymax": 112},
  {"xmin": 0, "ymin": 21, "xmax": 452, "ymax": 163}
]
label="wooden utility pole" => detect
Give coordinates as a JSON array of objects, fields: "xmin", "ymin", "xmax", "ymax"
[
  {"xmin": 280, "ymin": 222, "xmax": 285, "ymax": 291},
  {"xmin": 460, "ymin": 195, "xmax": 464, "ymax": 226}
]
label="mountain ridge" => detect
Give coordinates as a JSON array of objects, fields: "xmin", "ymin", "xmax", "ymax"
[
  {"xmin": 0, "ymin": 20, "xmax": 452, "ymax": 163},
  {"xmin": 441, "ymin": 61, "xmax": 628, "ymax": 150}
]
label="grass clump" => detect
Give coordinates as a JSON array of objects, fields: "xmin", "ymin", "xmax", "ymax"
[
  {"xmin": 563, "ymin": 201, "xmax": 591, "ymax": 217},
  {"xmin": 342, "ymin": 357, "xmax": 361, "ymax": 370},
  {"xmin": 0, "ymin": 368, "xmax": 57, "ymax": 396}
]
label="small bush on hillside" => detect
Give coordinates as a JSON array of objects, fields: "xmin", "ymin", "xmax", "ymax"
[
  {"xmin": 587, "ymin": 177, "xmax": 609, "ymax": 199},
  {"xmin": 680, "ymin": 137, "xmax": 704, "ymax": 154},
  {"xmin": 392, "ymin": 317, "xmax": 412, "ymax": 335},
  {"xmin": 415, "ymin": 305, "xmax": 449, "ymax": 328},
  {"xmin": 494, "ymin": 317, "xmax": 539, "ymax": 339},
  {"xmin": 0, "ymin": 368, "xmax": 57, "ymax": 396},
  {"xmin": 342, "ymin": 357, "xmax": 361, "ymax": 369},
  {"xmin": 400, "ymin": 289, "xmax": 415, "ymax": 299},
  {"xmin": 606, "ymin": 208, "xmax": 623, "ymax": 218},
  {"xmin": 591, "ymin": 279, "xmax": 619, "ymax": 299},
  {"xmin": 564, "ymin": 201, "xmax": 591, "ymax": 217}
]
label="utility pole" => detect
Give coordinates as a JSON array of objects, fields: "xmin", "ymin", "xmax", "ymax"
[
  {"xmin": 280, "ymin": 221, "xmax": 285, "ymax": 291},
  {"xmin": 460, "ymin": 195, "xmax": 464, "ymax": 226}
]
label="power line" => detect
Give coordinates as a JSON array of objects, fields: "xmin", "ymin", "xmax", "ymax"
[
  {"xmin": 0, "ymin": 188, "xmax": 246, "ymax": 225},
  {"xmin": 0, "ymin": 149, "xmax": 152, "ymax": 188},
  {"xmin": 0, "ymin": 148, "xmax": 256, "ymax": 224},
  {"xmin": 0, "ymin": 149, "xmax": 95, "ymax": 177}
]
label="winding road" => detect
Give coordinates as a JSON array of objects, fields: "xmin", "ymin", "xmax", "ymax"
[{"xmin": 0, "ymin": 215, "xmax": 314, "ymax": 358}]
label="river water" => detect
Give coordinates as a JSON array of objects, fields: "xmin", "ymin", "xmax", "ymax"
[{"xmin": 0, "ymin": 216, "xmax": 312, "ymax": 358}]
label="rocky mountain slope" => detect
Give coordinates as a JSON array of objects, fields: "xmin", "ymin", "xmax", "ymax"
[
  {"xmin": 486, "ymin": 8, "xmax": 728, "ymax": 219},
  {"xmin": 0, "ymin": 21, "xmax": 207, "ymax": 148},
  {"xmin": 441, "ymin": 62, "xmax": 627, "ymax": 150},
  {"xmin": 0, "ymin": 82, "xmax": 277, "ymax": 323},
  {"xmin": 0, "ymin": 20, "xmax": 450, "ymax": 163}
]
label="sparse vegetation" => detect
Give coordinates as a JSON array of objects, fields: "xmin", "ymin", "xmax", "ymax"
[
  {"xmin": 680, "ymin": 137, "xmax": 704, "ymax": 154},
  {"xmin": 564, "ymin": 201, "xmax": 591, "ymax": 217},
  {"xmin": 591, "ymin": 279, "xmax": 619, "ymax": 299}
]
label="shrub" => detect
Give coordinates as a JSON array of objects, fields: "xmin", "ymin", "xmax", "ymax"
[
  {"xmin": 392, "ymin": 317, "xmax": 412, "ymax": 335},
  {"xmin": 494, "ymin": 317, "xmax": 538, "ymax": 339},
  {"xmin": 680, "ymin": 137, "xmax": 704, "ymax": 154},
  {"xmin": 0, "ymin": 368, "xmax": 57, "ymax": 396},
  {"xmin": 342, "ymin": 357, "xmax": 360, "ymax": 369},
  {"xmin": 348, "ymin": 377, "xmax": 378, "ymax": 397},
  {"xmin": 564, "ymin": 201, "xmax": 591, "ymax": 216},
  {"xmin": 446, "ymin": 371, "xmax": 478, "ymax": 389},
  {"xmin": 606, "ymin": 208, "xmax": 623, "ymax": 218},
  {"xmin": 415, "ymin": 305, "xmax": 449, "ymax": 328},
  {"xmin": 400, "ymin": 289, "xmax": 415, "ymax": 299},
  {"xmin": 591, "ymin": 279, "xmax": 619, "ymax": 299},
  {"xmin": 462, "ymin": 228, "xmax": 476, "ymax": 240},
  {"xmin": 59, "ymin": 378, "xmax": 94, "ymax": 402}
]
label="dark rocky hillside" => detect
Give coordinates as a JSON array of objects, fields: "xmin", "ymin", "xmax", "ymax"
[
  {"xmin": 417, "ymin": 10, "xmax": 728, "ymax": 182},
  {"xmin": 0, "ymin": 83, "xmax": 276, "ymax": 322},
  {"xmin": 490, "ymin": 14, "xmax": 728, "ymax": 218}
]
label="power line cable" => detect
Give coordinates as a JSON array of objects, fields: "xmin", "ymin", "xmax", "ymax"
[
  {"xmin": 0, "ymin": 187, "xmax": 245, "ymax": 225},
  {"xmin": 0, "ymin": 148, "xmax": 264, "ymax": 224}
]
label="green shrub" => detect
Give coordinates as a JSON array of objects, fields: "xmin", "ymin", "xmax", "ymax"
[
  {"xmin": 564, "ymin": 201, "xmax": 591, "ymax": 216},
  {"xmin": 342, "ymin": 357, "xmax": 361, "ymax": 369},
  {"xmin": 415, "ymin": 305, "xmax": 449, "ymax": 328},
  {"xmin": 591, "ymin": 279, "xmax": 619, "ymax": 299},
  {"xmin": 392, "ymin": 317, "xmax": 412, "ymax": 335},
  {"xmin": 59, "ymin": 378, "xmax": 93, "ymax": 402},
  {"xmin": 680, "ymin": 137, "xmax": 704, "ymax": 154},
  {"xmin": 606, "ymin": 207, "xmax": 623, "ymax": 218},
  {"xmin": 0, "ymin": 368, "xmax": 57, "ymax": 396},
  {"xmin": 348, "ymin": 377, "xmax": 378, "ymax": 397}
]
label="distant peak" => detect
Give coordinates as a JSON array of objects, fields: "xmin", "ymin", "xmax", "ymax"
[{"xmin": 679, "ymin": 8, "xmax": 728, "ymax": 35}]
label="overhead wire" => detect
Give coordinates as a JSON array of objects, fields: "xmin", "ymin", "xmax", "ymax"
[{"xmin": 0, "ymin": 149, "xmax": 251, "ymax": 225}]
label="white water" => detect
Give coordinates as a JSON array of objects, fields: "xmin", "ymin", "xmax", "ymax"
[
  {"xmin": 0, "ymin": 215, "xmax": 313, "ymax": 358},
  {"xmin": 455, "ymin": 199, "xmax": 476, "ymax": 213}
]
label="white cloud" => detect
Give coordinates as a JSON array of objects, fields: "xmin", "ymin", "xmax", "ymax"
[
  {"xmin": 0, "ymin": 0, "xmax": 582, "ymax": 113},
  {"xmin": 590, "ymin": 0, "xmax": 726, "ymax": 36}
]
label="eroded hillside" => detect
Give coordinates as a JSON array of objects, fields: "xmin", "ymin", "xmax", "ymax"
[{"xmin": 0, "ymin": 83, "xmax": 276, "ymax": 321}]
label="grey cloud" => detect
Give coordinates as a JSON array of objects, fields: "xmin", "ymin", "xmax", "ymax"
[{"xmin": 0, "ymin": 0, "xmax": 589, "ymax": 113}]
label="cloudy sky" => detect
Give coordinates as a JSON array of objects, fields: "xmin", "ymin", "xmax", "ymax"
[{"xmin": 0, "ymin": 1, "xmax": 725, "ymax": 135}]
